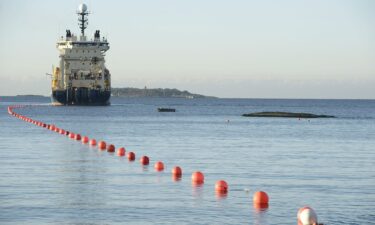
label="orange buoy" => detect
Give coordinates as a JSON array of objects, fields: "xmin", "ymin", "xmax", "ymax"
[
  {"xmin": 59, "ymin": 129, "xmax": 66, "ymax": 135},
  {"xmin": 117, "ymin": 147, "xmax": 126, "ymax": 156},
  {"xmin": 82, "ymin": 136, "xmax": 89, "ymax": 144},
  {"xmin": 69, "ymin": 132, "xmax": 75, "ymax": 139},
  {"xmin": 107, "ymin": 144, "xmax": 115, "ymax": 152},
  {"xmin": 215, "ymin": 180, "xmax": 228, "ymax": 193},
  {"xmin": 191, "ymin": 171, "xmax": 204, "ymax": 184},
  {"xmin": 89, "ymin": 139, "xmax": 97, "ymax": 146},
  {"xmin": 172, "ymin": 166, "xmax": 182, "ymax": 177},
  {"xmin": 154, "ymin": 161, "xmax": 164, "ymax": 171},
  {"xmin": 297, "ymin": 206, "xmax": 318, "ymax": 225},
  {"xmin": 253, "ymin": 191, "xmax": 269, "ymax": 205},
  {"xmin": 127, "ymin": 151, "xmax": 135, "ymax": 161},
  {"xmin": 74, "ymin": 134, "xmax": 81, "ymax": 141},
  {"xmin": 98, "ymin": 141, "xmax": 106, "ymax": 150},
  {"xmin": 55, "ymin": 127, "xmax": 60, "ymax": 133},
  {"xmin": 140, "ymin": 156, "xmax": 149, "ymax": 165}
]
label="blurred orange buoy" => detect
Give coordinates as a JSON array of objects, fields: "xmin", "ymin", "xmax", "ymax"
[
  {"xmin": 69, "ymin": 132, "xmax": 75, "ymax": 139},
  {"xmin": 140, "ymin": 156, "xmax": 149, "ymax": 165},
  {"xmin": 127, "ymin": 151, "xmax": 135, "ymax": 161},
  {"xmin": 191, "ymin": 171, "xmax": 204, "ymax": 184},
  {"xmin": 215, "ymin": 180, "xmax": 228, "ymax": 193},
  {"xmin": 172, "ymin": 166, "xmax": 182, "ymax": 177},
  {"xmin": 107, "ymin": 144, "xmax": 115, "ymax": 152},
  {"xmin": 297, "ymin": 206, "xmax": 318, "ymax": 225},
  {"xmin": 154, "ymin": 161, "xmax": 164, "ymax": 171},
  {"xmin": 253, "ymin": 191, "xmax": 269, "ymax": 205},
  {"xmin": 98, "ymin": 141, "xmax": 106, "ymax": 150},
  {"xmin": 117, "ymin": 147, "xmax": 126, "ymax": 156},
  {"xmin": 59, "ymin": 129, "xmax": 66, "ymax": 135},
  {"xmin": 82, "ymin": 136, "xmax": 89, "ymax": 144},
  {"xmin": 74, "ymin": 134, "xmax": 81, "ymax": 141},
  {"xmin": 89, "ymin": 139, "xmax": 97, "ymax": 146}
]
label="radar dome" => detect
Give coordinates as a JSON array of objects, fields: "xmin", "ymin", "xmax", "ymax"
[{"xmin": 78, "ymin": 3, "xmax": 88, "ymax": 13}]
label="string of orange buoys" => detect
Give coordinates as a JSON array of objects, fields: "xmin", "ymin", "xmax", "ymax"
[{"xmin": 7, "ymin": 105, "xmax": 323, "ymax": 225}]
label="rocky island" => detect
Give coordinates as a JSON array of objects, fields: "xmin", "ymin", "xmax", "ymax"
[
  {"xmin": 242, "ymin": 112, "xmax": 335, "ymax": 118},
  {"xmin": 111, "ymin": 87, "xmax": 215, "ymax": 98}
]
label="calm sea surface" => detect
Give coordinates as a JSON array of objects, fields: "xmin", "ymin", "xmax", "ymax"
[{"xmin": 0, "ymin": 96, "xmax": 374, "ymax": 224}]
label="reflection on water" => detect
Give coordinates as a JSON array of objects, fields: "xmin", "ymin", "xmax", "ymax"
[
  {"xmin": 192, "ymin": 184, "xmax": 204, "ymax": 199},
  {"xmin": 253, "ymin": 205, "xmax": 269, "ymax": 225},
  {"xmin": 215, "ymin": 192, "xmax": 228, "ymax": 200},
  {"xmin": 172, "ymin": 175, "xmax": 182, "ymax": 182}
]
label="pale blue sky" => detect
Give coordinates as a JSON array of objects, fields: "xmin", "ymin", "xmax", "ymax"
[{"xmin": 0, "ymin": 0, "xmax": 374, "ymax": 98}]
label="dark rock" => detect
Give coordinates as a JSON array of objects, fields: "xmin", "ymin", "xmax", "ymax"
[
  {"xmin": 242, "ymin": 111, "xmax": 335, "ymax": 118},
  {"xmin": 158, "ymin": 108, "xmax": 176, "ymax": 112}
]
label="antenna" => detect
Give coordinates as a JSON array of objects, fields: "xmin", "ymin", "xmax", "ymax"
[{"xmin": 77, "ymin": 3, "xmax": 89, "ymax": 36}]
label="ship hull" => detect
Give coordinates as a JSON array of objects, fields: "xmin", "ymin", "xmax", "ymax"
[{"xmin": 51, "ymin": 88, "xmax": 110, "ymax": 106}]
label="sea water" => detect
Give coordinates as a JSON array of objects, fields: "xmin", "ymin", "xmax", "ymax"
[{"xmin": 0, "ymin": 97, "xmax": 374, "ymax": 224}]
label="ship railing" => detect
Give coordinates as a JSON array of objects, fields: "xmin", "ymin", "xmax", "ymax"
[{"xmin": 69, "ymin": 74, "xmax": 102, "ymax": 81}]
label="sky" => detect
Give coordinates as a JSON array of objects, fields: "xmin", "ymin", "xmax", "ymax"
[{"xmin": 0, "ymin": 0, "xmax": 374, "ymax": 98}]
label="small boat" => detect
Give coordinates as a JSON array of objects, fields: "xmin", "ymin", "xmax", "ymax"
[{"xmin": 158, "ymin": 108, "xmax": 176, "ymax": 112}]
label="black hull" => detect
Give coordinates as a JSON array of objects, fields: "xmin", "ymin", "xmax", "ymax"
[{"xmin": 52, "ymin": 88, "xmax": 110, "ymax": 106}]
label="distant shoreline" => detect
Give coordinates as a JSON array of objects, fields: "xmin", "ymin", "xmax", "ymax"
[
  {"xmin": 111, "ymin": 87, "xmax": 216, "ymax": 99},
  {"xmin": 15, "ymin": 95, "xmax": 47, "ymax": 97},
  {"xmin": 1, "ymin": 94, "xmax": 374, "ymax": 100}
]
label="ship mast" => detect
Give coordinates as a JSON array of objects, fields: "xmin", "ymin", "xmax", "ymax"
[{"xmin": 77, "ymin": 4, "xmax": 89, "ymax": 37}]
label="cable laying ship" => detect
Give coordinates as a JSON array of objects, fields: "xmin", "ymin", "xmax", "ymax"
[{"xmin": 51, "ymin": 3, "xmax": 111, "ymax": 105}]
